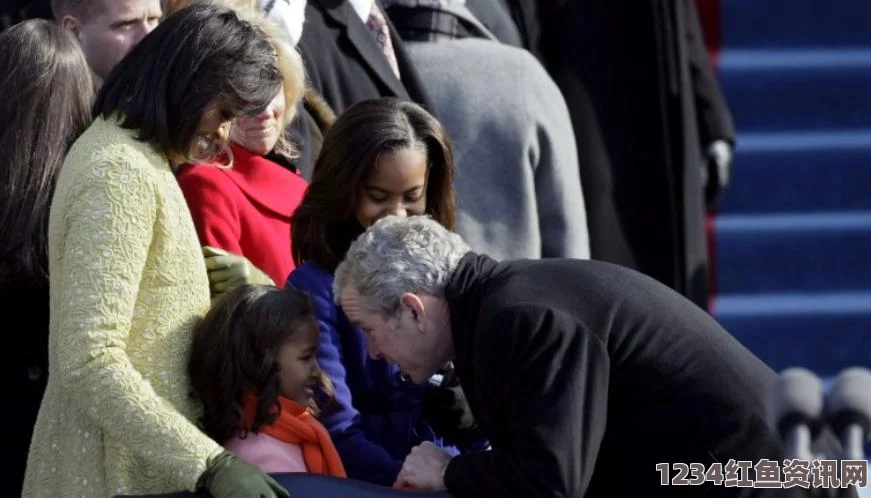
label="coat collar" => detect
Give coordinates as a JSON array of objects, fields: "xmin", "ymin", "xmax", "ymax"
[
  {"xmin": 445, "ymin": 251, "xmax": 498, "ymax": 305},
  {"xmin": 445, "ymin": 252, "xmax": 499, "ymax": 351},
  {"xmin": 221, "ymin": 144, "xmax": 307, "ymax": 218},
  {"xmin": 316, "ymin": 0, "xmax": 409, "ymax": 98}
]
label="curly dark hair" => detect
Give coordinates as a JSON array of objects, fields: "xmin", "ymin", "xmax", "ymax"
[{"xmin": 188, "ymin": 285, "xmax": 333, "ymax": 443}]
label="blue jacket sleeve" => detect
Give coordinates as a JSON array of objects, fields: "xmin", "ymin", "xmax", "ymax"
[{"xmin": 287, "ymin": 265, "xmax": 404, "ymax": 485}]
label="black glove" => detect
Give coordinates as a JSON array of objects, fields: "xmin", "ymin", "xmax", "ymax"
[
  {"xmin": 421, "ymin": 383, "xmax": 481, "ymax": 446},
  {"xmin": 702, "ymin": 139, "xmax": 733, "ymax": 210}
]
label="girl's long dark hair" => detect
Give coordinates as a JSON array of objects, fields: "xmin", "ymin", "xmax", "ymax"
[
  {"xmin": 0, "ymin": 19, "xmax": 94, "ymax": 284},
  {"xmin": 188, "ymin": 285, "xmax": 333, "ymax": 443},
  {"xmin": 291, "ymin": 97, "xmax": 456, "ymax": 271}
]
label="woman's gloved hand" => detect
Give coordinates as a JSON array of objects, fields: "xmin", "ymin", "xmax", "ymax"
[
  {"xmin": 198, "ymin": 451, "xmax": 290, "ymax": 498},
  {"xmin": 202, "ymin": 246, "xmax": 274, "ymax": 296}
]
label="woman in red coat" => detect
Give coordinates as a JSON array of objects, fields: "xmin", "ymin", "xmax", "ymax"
[{"xmin": 178, "ymin": 35, "xmax": 310, "ymax": 288}]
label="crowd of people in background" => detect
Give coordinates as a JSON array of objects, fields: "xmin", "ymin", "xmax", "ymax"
[{"xmin": 0, "ymin": 0, "xmax": 738, "ymax": 496}]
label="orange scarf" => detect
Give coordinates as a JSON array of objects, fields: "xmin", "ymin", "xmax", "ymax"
[{"xmin": 242, "ymin": 394, "xmax": 347, "ymax": 478}]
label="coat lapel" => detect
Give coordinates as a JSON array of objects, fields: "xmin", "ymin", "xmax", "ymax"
[
  {"xmin": 318, "ymin": 0, "xmax": 409, "ymax": 98},
  {"xmin": 222, "ymin": 145, "xmax": 306, "ymax": 219}
]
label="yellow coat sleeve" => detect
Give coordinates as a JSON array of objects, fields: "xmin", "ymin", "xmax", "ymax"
[{"xmin": 50, "ymin": 151, "xmax": 222, "ymax": 491}]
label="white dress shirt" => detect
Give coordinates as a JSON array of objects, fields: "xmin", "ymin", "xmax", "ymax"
[{"xmin": 348, "ymin": 0, "xmax": 374, "ymax": 22}]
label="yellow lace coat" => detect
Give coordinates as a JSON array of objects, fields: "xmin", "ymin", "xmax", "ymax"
[{"xmin": 23, "ymin": 117, "xmax": 223, "ymax": 497}]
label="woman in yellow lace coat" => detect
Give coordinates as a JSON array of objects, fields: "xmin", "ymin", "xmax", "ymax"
[{"xmin": 23, "ymin": 5, "xmax": 293, "ymax": 497}]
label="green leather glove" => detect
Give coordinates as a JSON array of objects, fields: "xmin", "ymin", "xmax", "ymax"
[
  {"xmin": 202, "ymin": 246, "xmax": 274, "ymax": 296},
  {"xmin": 198, "ymin": 451, "xmax": 290, "ymax": 498}
]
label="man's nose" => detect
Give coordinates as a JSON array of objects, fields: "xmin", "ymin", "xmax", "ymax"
[{"xmin": 366, "ymin": 338, "xmax": 383, "ymax": 360}]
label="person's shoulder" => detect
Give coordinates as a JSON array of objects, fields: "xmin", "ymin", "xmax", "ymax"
[
  {"xmin": 298, "ymin": 0, "xmax": 335, "ymax": 41},
  {"xmin": 57, "ymin": 118, "xmax": 169, "ymax": 200},
  {"xmin": 288, "ymin": 260, "xmax": 334, "ymax": 292},
  {"xmin": 176, "ymin": 162, "xmax": 237, "ymax": 192},
  {"xmin": 501, "ymin": 257, "xmax": 636, "ymax": 280},
  {"xmin": 414, "ymin": 38, "xmax": 522, "ymax": 67},
  {"xmin": 177, "ymin": 161, "xmax": 229, "ymax": 180},
  {"xmin": 74, "ymin": 116, "xmax": 163, "ymax": 165},
  {"xmin": 473, "ymin": 298, "xmax": 584, "ymax": 362},
  {"xmin": 481, "ymin": 258, "xmax": 636, "ymax": 310}
]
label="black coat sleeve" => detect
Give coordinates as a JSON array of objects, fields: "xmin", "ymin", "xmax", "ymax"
[
  {"xmin": 684, "ymin": 0, "xmax": 736, "ymax": 146},
  {"xmin": 444, "ymin": 305, "xmax": 610, "ymax": 498}
]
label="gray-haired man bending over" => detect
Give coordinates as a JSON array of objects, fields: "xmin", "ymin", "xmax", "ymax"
[{"xmin": 333, "ymin": 215, "xmax": 850, "ymax": 498}]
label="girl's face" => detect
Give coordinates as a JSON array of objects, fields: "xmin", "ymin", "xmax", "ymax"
[
  {"xmin": 231, "ymin": 87, "xmax": 287, "ymax": 156},
  {"xmin": 355, "ymin": 147, "xmax": 428, "ymax": 229},
  {"xmin": 275, "ymin": 317, "xmax": 321, "ymax": 407}
]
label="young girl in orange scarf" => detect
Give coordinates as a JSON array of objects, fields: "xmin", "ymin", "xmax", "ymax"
[{"xmin": 188, "ymin": 284, "xmax": 346, "ymax": 477}]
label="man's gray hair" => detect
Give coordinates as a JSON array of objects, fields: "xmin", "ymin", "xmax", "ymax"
[{"xmin": 333, "ymin": 215, "xmax": 471, "ymax": 315}]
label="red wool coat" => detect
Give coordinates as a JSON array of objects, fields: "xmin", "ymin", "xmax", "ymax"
[{"xmin": 177, "ymin": 145, "xmax": 308, "ymax": 285}]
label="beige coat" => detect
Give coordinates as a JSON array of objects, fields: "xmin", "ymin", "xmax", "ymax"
[{"xmin": 23, "ymin": 117, "xmax": 222, "ymax": 497}]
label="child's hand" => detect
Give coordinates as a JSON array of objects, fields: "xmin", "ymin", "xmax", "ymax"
[{"xmin": 202, "ymin": 246, "xmax": 274, "ymax": 296}]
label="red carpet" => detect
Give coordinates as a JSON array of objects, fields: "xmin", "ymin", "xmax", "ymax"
[{"xmin": 695, "ymin": 0, "xmax": 722, "ymax": 312}]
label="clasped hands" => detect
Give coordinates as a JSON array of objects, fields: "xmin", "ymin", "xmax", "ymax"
[{"xmin": 394, "ymin": 441, "xmax": 453, "ymax": 491}]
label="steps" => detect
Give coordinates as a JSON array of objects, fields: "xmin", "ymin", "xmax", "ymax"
[
  {"xmin": 712, "ymin": 1, "xmax": 871, "ymax": 377},
  {"xmin": 721, "ymin": 0, "xmax": 871, "ymax": 49},
  {"xmin": 714, "ymin": 292, "xmax": 871, "ymax": 374},
  {"xmin": 720, "ymin": 130, "xmax": 871, "ymax": 214},
  {"xmin": 716, "ymin": 212, "xmax": 871, "ymax": 294},
  {"xmin": 720, "ymin": 50, "xmax": 871, "ymax": 131}
]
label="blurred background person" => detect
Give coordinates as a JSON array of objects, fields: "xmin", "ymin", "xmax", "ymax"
[
  {"xmin": 386, "ymin": 0, "xmax": 590, "ymax": 261},
  {"xmin": 0, "ymin": 19, "xmax": 94, "ymax": 495},
  {"xmin": 463, "ymin": 0, "xmax": 522, "ymax": 48},
  {"xmin": 293, "ymin": 0, "xmax": 437, "ymax": 179},
  {"xmin": 51, "ymin": 0, "xmax": 162, "ymax": 85},
  {"xmin": 505, "ymin": 0, "xmax": 736, "ymax": 308}
]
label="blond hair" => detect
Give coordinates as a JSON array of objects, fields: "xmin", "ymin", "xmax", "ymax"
[{"xmin": 165, "ymin": 0, "xmax": 306, "ymax": 158}]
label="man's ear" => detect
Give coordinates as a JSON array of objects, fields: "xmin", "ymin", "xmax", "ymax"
[
  {"xmin": 399, "ymin": 293, "xmax": 425, "ymax": 330},
  {"xmin": 61, "ymin": 15, "xmax": 83, "ymax": 38}
]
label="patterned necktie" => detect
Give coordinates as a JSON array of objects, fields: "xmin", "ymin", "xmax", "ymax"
[{"xmin": 366, "ymin": 3, "xmax": 401, "ymax": 80}]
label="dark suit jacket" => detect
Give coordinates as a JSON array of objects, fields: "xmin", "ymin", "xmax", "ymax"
[
  {"xmin": 500, "ymin": 0, "xmax": 737, "ymax": 308},
  {"xmin": 298, "ymin": 0, "xmax": 436, "ymax": 116},
  {"xmin": 443, "ymin": 253, "xmax": 848, "ymax": 498}
]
